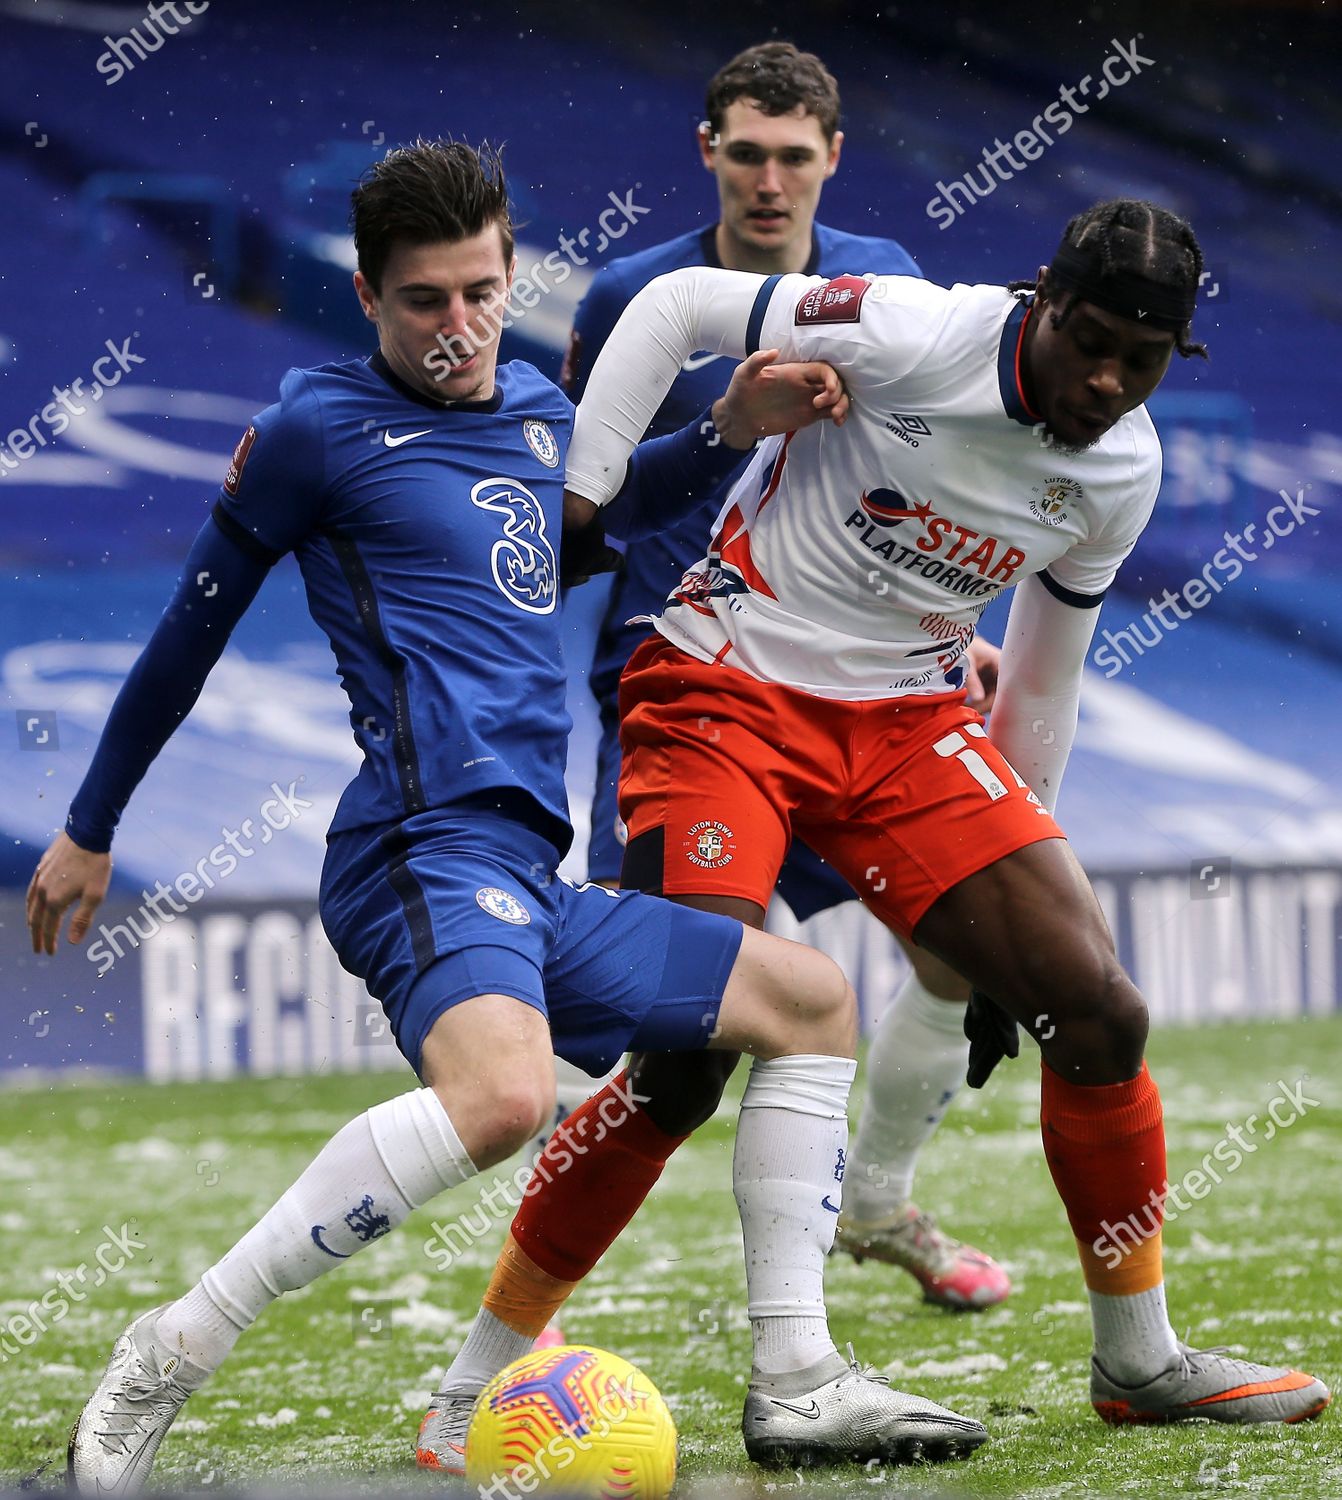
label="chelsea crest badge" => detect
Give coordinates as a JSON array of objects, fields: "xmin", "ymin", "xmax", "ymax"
[{"xmin": 523, "ymin": 419, "xmax": 560, "ymax": 469}]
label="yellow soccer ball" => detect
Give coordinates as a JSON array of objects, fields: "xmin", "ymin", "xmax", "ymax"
[{"xmin": 465, "ymin": 1344, "xmax": 677, "ymax": 1499}]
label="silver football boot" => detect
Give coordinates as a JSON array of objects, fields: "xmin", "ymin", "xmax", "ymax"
[
  {"xmin": 68, "ymin": 1305, "xmax": 208, "ymax": 1494},
  {"xmin": 1092, "ymin": 1342, "xmax": 1331, "ymax": 1426},
  {"xmin": 742, "ymin": 1345, "xmax": 989, "ymax": 1466},
  {"xmin": 415, "ymin": 1388, "xmax": 477, "ymax": 1474}
]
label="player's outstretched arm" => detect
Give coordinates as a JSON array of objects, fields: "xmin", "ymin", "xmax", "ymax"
[
  {"xmin": 566, "ymin": 266, "xmax": 765, "ymax": 507},
  {"xmin": 576, "ymin": 348, "xmax": 851, "ymax": 546},
  {"xmin": 25, "ymin": 518, "xmax": 272, "ymax": 954},
  {"xmin": 987, "ymin": 573, "xmax": 1103, "ymax": 813}
]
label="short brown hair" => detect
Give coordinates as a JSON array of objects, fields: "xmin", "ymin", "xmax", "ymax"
[
  {"xmin": 350, "ymin": 138, "xmax": 515, "ymax": 293},
  {"xmin": 705, "ymin": 42, "xmax": 841, "ymax": 142}
]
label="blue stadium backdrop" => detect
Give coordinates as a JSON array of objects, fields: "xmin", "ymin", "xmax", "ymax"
[{"xmin": 2, "ymin": 0, "xmax": 1339, "ymax": 1081}]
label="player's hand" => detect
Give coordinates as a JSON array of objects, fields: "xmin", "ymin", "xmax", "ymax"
[
  {"xmin": 964, "ymin": 634, "xmax": 1001, "ymax": 715},
  {"xmin": 26, "ymin": 832, "xmax": 112, "ymax": 956},
  {"xmin": 711, "ymin": 348, "xmax": 849, "ymax": 451},
  {"xmin": 964, "ymin": 988, "xmax": 1020, "ymax": 1088}
]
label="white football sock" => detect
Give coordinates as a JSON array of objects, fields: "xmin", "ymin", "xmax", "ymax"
[
  {"xmin": 844, "ymin": 973, "xmax": 967, "ymax": 1222},
  {"xmin": 156, "ymin": 1089, "xmax": 475, "ymax": 1373},
  {"xmin": 733, "ymin": 1053, "xmax": 856, "ymax": 1378},
  {"xmin": 1089, "ymin": 1283, "xmax": 1181, "ymax": 1385},
  {"xmin": 437, "ymin": 1307, "xmax": 535, "ymax": 1396}
]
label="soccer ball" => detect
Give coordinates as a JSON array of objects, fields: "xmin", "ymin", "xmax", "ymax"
[{"xmin": 465, "ymin": 1344, "xmax": 676, "ymax": 1498}]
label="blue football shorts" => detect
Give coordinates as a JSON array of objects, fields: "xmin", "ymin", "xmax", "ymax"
[{"xmin": 320, "ymin": 808, "xmax": 743, "ymax": 1078}]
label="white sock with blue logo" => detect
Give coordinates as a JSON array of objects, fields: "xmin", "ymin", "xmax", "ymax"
[
  {"xmin": 844, "ymin": 972, "xmax": 967, "ymax": 1223},
  {"xmin": 733, "ymin": 1053, "xmax": 856, "ymax": 1379},
  {"xmin": 154, "ymin": 1089, "xmax": 475, "ymax": 1374}
]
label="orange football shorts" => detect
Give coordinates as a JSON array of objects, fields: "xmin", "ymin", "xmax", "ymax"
[{"xmin": 617, "ymin": 635, "xmax": 1064, "ymax": 938}]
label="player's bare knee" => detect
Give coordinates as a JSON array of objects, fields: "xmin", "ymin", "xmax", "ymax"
[
  {"xmin": 776, "ymin": 951, "xmax": 856, "ymax": 1057},
  {"xmin": 1036, "ymin": 958, "xmax": 1147, "ymax": 1080},
  {"xmin": 716, "ymin": 930, "xmax": 855, "ymax": 1059},
  {"xmin": 818, "ymin": 966, "xmax": 858, "ymax": 1054},
  {"xmin": 907, "ymin": 942, "xmax": 971, "ymax": 1003},
  {"xmin": 1093, "ymin": 965, "xmax": 1148, "ymax": 1068},
  {"xmin": 1072, "ymin": 949, "xmax": 1147, "ymax": 1049},
  {"xmin": 431, "ymin": 1074, "xmax": 554, "ymax": 1169}
]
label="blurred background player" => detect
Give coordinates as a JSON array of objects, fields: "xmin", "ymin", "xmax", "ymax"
[
  {"xmin": 38, "ymin": 140, "xmax": 988, "ymax": 1492},
  {"xmin": 561, "ymin": 38, "xmax": 1008, "ymax": 1313}
]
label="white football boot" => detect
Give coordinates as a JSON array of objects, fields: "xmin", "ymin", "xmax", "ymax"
[
  {"xmin": 415, "ymin": 1388, "xmax": 476, "ymax": 1475},
  {"xmin": 742, "ymin": 1346, "xmax": 988, "ymax": 1467},
  {"xmin": 415, "ymin": 1316, "xmax": 565, "ymax": 1475},
  {"xmin": 68, "ymin": 1305, "xmax": 208, "ymax": 1494}
]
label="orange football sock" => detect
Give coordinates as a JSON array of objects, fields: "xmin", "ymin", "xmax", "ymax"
[
  {"xmin": 482, "ymin": 1234, "xmax": 578, "ymax": 1339},
  {"xmin": 1041, "ymin": 1060, "xmax": 1167, "ymax": 1294},
  {"xmin": 487, "ymin": 1071, "xmax": 688, "ymax": 1334}
]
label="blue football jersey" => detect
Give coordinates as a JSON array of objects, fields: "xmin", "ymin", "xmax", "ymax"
[
  {"xmin": 214, "ymin": 352, "xmax": 576, "ymax": 851},
  {"xmin": 567, "ymin": 223, "xmax": 923, "ymax": 700}
]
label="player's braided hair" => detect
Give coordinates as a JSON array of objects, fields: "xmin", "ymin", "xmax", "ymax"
[
  {"xmin": 705, "ymin": 42, "xmax": 840, "ymax": 141},
  {"xmin": 351, "ymin": 138, "xmax": 515, "ymax": 292},
  {"xmin": 1009, "ymin": 199, "xmax": 1208, "ymax": 359}
]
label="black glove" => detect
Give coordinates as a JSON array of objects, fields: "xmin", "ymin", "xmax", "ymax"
[
  {"xmin": 964, "ymin": 989, "xmax": 1019, "ymax": 1089},
  {"xmin": 560, "ymin": 513, "xmax": 623, "ymax": 590}
]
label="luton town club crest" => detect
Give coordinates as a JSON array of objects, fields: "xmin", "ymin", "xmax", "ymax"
[
  {"xmin": 686, "ymin": 820, "xmax": 736, "ymax": 869},
  {"xmin": 1029, "ymin": 475, "xmax": 1082, "ymax": 527}
]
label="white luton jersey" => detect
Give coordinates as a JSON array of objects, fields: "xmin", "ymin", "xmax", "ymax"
[{"xmin": 653, "ymin": 273, "xmax": 1163, "ymax": 701}]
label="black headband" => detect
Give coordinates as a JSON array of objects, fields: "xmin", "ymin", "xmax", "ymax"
[{"xmin": 1047, "ymin": 242, "xmax": 1196, "ymax": 332}]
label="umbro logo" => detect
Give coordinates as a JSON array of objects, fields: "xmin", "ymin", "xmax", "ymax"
[
  {"xmin": 383, "ymin": 428, "xmax": 432, "ymax": 448},
  {"xmin": 885, "ymin": 413, "xmax": 932, "ymax": 448}
]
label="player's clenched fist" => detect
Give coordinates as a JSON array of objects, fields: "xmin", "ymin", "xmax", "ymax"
[
  {"xmin": 964, "ymin": 635, "xmax": 1002, "ymax": 715},
  {"xmin": 26, "ymin": 831, "xmax": 111, "ymax": 955},
  {"xmin": 710, "ymin": 347, "xmax": 848, "ymax": 449}
]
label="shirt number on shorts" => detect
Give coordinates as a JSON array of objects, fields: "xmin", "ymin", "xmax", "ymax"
[{"xmin": 932, "ymin": 723, "xmax": 1039, "ymax": 805}]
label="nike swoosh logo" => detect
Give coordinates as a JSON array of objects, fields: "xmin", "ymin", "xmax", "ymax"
[
  {"xmin": 681, "ymin": 351, "xmax": 724, "ymax": 372},
  {"xmin": 383, "ymin": 429, "xmax": 433, "ymax": 447},
  {"xmin": 310, "ymin": 1225, "xmax": 350, "ymax": 1258},
  {"xmin": 94, "ymin": 1432, "xmax": 156, "ymax": 1493},
  {"xmin": 769, "ymin": 1397, "xmax": 821, "ymax": 1420},
  {"xmin": 821, "ymin": 1195, "xmax": 841, "ymax": 1213}
]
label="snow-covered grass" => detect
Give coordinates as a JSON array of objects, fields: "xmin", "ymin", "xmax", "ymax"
[{"xmin": 1, "ymin": 1016, "xmax": 1338, "ymax": 1495}]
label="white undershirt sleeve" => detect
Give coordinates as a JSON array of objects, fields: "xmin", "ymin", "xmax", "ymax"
[
  {"xmin": 988, "ymin": 573, "xmax": 1103, "ymax": 814},
  {"xmin": 566, "ymin": 266, "xmax": 767, "ymax": 505}
]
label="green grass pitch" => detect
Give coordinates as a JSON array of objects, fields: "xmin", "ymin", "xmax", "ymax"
[{"xmin": 2, "ymin": 1016, "xmax": 1339, "ymax": 1496}]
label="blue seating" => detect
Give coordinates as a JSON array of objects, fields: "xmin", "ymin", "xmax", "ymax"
[{"xmin": 0, "ymin": 0, "xmax": 1338, "ymax": 894}]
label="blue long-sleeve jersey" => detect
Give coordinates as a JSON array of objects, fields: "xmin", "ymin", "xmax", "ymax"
[{"xmin": 67, "ymin": 351, "xmax": 743, "ymax": 858}]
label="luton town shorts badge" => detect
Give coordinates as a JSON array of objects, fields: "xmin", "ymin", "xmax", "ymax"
[{"xmin": 685, "ymin": 820, "xmax": 736, "ymax": 869}]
